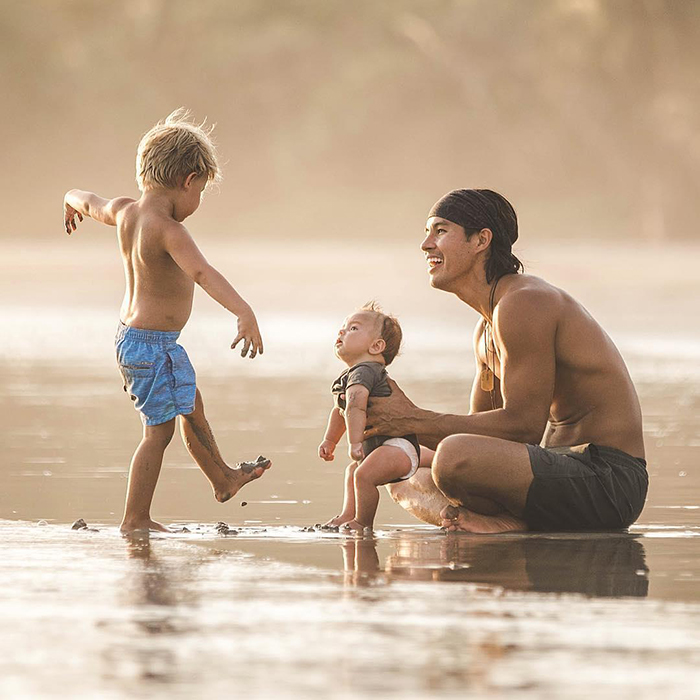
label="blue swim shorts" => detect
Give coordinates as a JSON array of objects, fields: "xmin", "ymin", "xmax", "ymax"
[{"xmin": 115, "ymin": 322, "xmax": 196, "ymax": 426}]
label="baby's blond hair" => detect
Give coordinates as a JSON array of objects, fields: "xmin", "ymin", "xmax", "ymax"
[{"xmin": 136, "ymin": 108, "xmax": 221, "ymax": 191}]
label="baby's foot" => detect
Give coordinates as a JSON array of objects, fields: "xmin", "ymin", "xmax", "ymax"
[
  {"xmin": 323, "ymin": 514, "xmax": 352, "ymax": 529},
  {"xmin": 120, "ymin": 518, "xmax": 172, "ymax": 534},
  {"xmin": 215, "ymin": 455, "xmax": 271, "ymax": 503},
  {"xmin": 439, "ymin": 505, "xmax": 527, "ymax": 534},
  {"xmin": 341, "ymin": 519, "xmax": 373, "ymax": 535}
]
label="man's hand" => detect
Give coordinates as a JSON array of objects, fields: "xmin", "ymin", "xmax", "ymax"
[
  {"xmin": 64, "ymin": 201, "xmax": 83, "ymax": 235},
  {"xmin": 318, "ymin": 439, "xmax": 336, "ymax": 461},
  {"xmin": 231, "ymin": 308, "xmax": 264, "ymax": 359},
  {"xmin": 349, "ymin": 442, "xmax": 365, "ymax": 462},
  {"xmin": 364, "ymin": 379, "xmax": 420, "ymax": 439}
]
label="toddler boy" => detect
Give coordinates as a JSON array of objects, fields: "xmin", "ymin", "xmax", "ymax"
[{"xmin": 63, "ymin": 109, "xmax": 270, "ymax": 533}]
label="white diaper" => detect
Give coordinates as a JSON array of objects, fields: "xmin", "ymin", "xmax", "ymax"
[{"xmin": 382, "ymin": 438, "xmax": 420, "ymax": 481}]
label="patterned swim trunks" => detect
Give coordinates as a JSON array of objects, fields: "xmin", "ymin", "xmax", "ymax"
[{"xmin": 115, "ymin": 322, "xmax": 196, "ymax": 426}]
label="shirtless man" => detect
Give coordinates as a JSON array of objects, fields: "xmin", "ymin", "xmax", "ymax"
[
  {"xmin": 63, "ymin": 109, "xmax": 270, "ymax": 533},
  {"xmin": 366, "ymin": 188, "xmax": 648, "ymax": 533}
]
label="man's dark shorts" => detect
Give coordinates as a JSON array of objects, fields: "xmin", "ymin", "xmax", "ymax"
[{"xmin": 523, "ymin": 443, "xmax": 648, "ymax": 531}]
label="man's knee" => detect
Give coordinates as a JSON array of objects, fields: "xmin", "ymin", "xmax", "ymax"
[{"xmin": 432, "ymin": 434, "xmax": 482, "ymax": 492}]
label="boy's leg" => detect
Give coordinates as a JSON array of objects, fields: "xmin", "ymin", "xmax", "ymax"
[
  {"xmin": 180, "ymin": 389, "xmax": 270, "ymax": 502},
  {"xmin": 121, "ymin": 419, "xmax": 176, "ymax": 534},
  {"xmin": 324, "ymin": 461, "xmax": 358, "ymax": 527},
  {"xmin": 345, "ymin": 446, "xmax": 413, "ymax": 531}
]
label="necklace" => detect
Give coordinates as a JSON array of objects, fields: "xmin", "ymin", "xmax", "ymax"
[{"xmin": 480, "ymin": 277, "xmax": 500, "ymax": 409}]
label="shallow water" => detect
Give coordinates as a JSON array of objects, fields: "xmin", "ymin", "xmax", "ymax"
[{"xmin": 3, "ymin": 241, "xmax": 700, "ymax": 698}]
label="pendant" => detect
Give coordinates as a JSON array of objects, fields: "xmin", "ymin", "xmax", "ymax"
[{"xmin": 480, "ymin": 367, "xmax": 494, "ymax": 392}]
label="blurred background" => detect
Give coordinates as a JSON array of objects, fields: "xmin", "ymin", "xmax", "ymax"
[
  {"xmin": 1, "ymin": 0, "xmax": 699, "ymax": 530},
  {"xmin": 4, "ymin": 0, "xmax": 700, "ymax": 243}
]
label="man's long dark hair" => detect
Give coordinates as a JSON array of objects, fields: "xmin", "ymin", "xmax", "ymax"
[{"xmin": 428, "ymin": 188, "xmax": 524, "ymax": 283}]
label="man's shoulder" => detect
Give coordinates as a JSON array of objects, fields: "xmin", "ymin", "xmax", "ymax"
[
  {"xmin": 494, "ymin": 275, "xmax": 563, "ymax": 338},
  {"xmin": 498, "ymin": 275, "xmax": 563, "ymax": 313}
]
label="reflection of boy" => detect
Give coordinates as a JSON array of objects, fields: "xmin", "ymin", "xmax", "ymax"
[
  {"xmin": 62, "ymin": 109, "xmax": 270, "ymax": 534},
  {"xmin": 318, "ymin": 302, "xmax": 419, "ymax": 532}
]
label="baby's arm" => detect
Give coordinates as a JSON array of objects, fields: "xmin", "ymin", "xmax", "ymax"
[
  {"xmin": 345, "ymin": 384, "xmax": 370, "ymax": 462},
  {"xmin": 163, "ymin": 224, "xmax": 263, "ymax": 358},
  {"xmin": 63, "ymin": 190, "xmax": 134, "ymax": 233},
  {"xmin": 318, "ymin": 407, "xmax": 345, "ymax": 461}
]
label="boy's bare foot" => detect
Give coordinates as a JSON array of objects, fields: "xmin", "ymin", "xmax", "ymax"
[
  {"xmin": 341, "ymin": 519, "xmax": 373, "ymax": 534},
  {"xmin": 215, "ymin": 455, "xmax": 271, "ymax": 503},
  {"xmin": 439, "ymin": 505, "xmax": 527, "ymax": 534},
  {"xmin": 120, "ymin": 519, "xmax": 172, "ymax": 534}
]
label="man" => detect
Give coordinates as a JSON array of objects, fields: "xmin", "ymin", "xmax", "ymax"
[{"xmin": 366, "ymin": 189, "xmax": 648, "ymax": 533}]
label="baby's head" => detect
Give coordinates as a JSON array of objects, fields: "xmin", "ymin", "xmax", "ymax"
[
  {"xmin": 334, "ymin": 301, "xmax": 403, "ymax": 367},
  {"xmin": 136, "ymin": 108, "xmax": 221, "ymax": 192}
]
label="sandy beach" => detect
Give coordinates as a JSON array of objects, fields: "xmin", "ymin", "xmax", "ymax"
[{"xmin": 1, "ymin": 240, "xmax": 700, "ymax": 697}]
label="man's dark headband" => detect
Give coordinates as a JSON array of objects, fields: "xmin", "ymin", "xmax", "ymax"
[{"xmin": 428, "ymin": 188, "xmax": 518, "ymax": 245}]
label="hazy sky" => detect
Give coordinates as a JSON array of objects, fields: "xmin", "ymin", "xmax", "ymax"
[{"xmin": 5, "ymin": 0, "xmax": 699, "ymax": 243}]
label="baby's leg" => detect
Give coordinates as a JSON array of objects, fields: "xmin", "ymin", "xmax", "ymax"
[
  {"xmin": 345, "ymin": 446, "xmax": 413, "ymax": 531},
  {"xmin": 120, "ymin": 419, "xmax": 176, "ymax": 534},
  {"xmin": 324, "ymin": 461, "xmax": 358, "ymax": 527},
  {"xmin": 180, "ymin": 388, "xmax": 270, "ymax": 503}
]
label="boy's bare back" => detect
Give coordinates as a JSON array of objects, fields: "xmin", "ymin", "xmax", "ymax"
[
  {"xmin": 116, "ymin": 197, "xmax": 200, "ymax": 332},
  {"xmin": 64, "ymin": 108, "xmax": 263, "ymax": 357}
]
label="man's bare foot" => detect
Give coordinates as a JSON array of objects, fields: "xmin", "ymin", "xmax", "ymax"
[
  {"xmin": 341, "ymin": 519, "xmax": 373, "ymax": 534},
  {"xmin": 439, "ymin": 505, "xmax": 527, "ymax": 534},
  {"xmin": 120, "ymin": 518, "xmax": 172, "ymax": 534},
  {"xmin": 215, "ymin": 455, "xmax": 272, "ymax": 503}
]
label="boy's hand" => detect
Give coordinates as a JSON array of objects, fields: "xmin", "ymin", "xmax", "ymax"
[
  {"xmin": 349, "ymin": 442, "xmax": 365, "ymax": 463},
  {"xmin": 64, "ymin": 201, "xmax": 83, "ymax": 235},
  {"xmin": 231, "ymin": 307, "xmax": 264, "ymax": 359},
  {"xmin": 318, "ymin": 439, "xmax": 336, "ymax": 461}
]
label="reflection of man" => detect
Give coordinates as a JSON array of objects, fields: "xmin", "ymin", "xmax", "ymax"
[{"xmin": 367, "ymin": 189, "xmax": 648, "ymax": 533}]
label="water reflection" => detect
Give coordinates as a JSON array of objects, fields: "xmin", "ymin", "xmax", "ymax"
[
  {"xmin": 343, "ymin": 532, "xmax": 649, "ymax": 598},
  {"xmin": 99, "ymin": 533, "xmax": 187, "ymax": 687}
]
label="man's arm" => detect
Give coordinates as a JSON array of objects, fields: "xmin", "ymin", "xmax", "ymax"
[
  {"xmin": 163, "ymin": 223, "xmax": 263, "ymax": 358},
  {"xmin": 367, "ymin": 290, "xmax": 556, "ymax": 448},
  {"xmin": 345, "ymin": 384, "xmax": 370, "ymax": 461},
  {"xmin": 63, "ymin": 190, "xmax": 133, "ymax": 232}
]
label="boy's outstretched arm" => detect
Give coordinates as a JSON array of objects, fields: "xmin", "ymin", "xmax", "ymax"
[
  {"xmin": 163, "ymin": 224, "xmax": 264, "ymax": 358},
  {"xmin": 63, "ymin": 190, "xmax": 134, "ymax": 233}
]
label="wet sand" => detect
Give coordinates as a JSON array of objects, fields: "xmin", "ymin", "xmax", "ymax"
[{"xmin": 2, "ymin": 240, "xmax": 700, "ymax": 698}]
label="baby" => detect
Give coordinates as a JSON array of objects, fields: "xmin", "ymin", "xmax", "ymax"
[
  {"xmin": 63, "ymin": 109, "xmax": 270, "ymax": 533},
  {"xmin": 318, "ymin": 302, "xmax": 420, "ymax": 532}
]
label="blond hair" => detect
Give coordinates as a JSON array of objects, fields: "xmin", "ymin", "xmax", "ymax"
[
  {"xmin": 360, "ymin": 301, "xmax": 403, "ymax": 365},
  {"xmin": 136, "ymin": 108, "xmax": 221, "ymax": 191}
]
